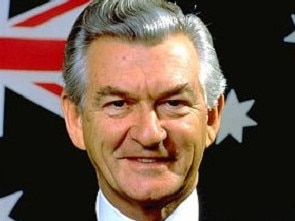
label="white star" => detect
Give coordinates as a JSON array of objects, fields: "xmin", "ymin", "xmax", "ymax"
[
  {"xmin": 284, "ymin": 14, "xmax": 295, "ymax": 43},
  {"xmin": 215, "ymin": 89, "xmax": 257, "ymax": 144},
  {"xmin": 0, "ymin": 190, "xmax": 23, "ymax": 221}
]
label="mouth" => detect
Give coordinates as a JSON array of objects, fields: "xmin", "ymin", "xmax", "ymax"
[
  {"xmin": 124, "ymin": 157, "xmax": 175, "ymax": 163},
  {"xmin": 119, "ymin": 157, "xmax": 176, "ymax": 174}
]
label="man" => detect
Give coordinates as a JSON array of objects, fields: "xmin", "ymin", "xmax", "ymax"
[{"xmin": 61, "ymin": 0, "xmax": 226, "ymax": 220}]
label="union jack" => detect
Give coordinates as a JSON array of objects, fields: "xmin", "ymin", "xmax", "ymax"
[{"xmin": 0, "ymin": 0, "xmax": 91, "ymax": 137}]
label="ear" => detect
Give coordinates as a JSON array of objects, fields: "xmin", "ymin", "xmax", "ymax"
[
  {"xmin": 205, "ymin": 94, "xmax": 225, "ymax": 147},
  {"xmin": 61, "ymin": 90, "xmax": 86, "ymax": 150}
]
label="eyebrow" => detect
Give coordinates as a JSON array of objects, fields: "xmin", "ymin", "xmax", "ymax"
[
  {"xmin": 96, "ymin": 86, "xmax": 132, "ymax": 99},
  {"xmin": 94, "ymin": 86, "xmax": 132, "ymax": 106},
  {"xmin": 95, "ymin": 83, "xmax": 197, "ymax": 102},
  {"xmin": 157, "ymin": 83, "xmax": 197, "ymax": 100}
]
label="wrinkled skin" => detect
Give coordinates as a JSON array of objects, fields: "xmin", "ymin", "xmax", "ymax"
[{"xmin": 61, "ymin": 34, "xmax": 224, "ymax": 220}]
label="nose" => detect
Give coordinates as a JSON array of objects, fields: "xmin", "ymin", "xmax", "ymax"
[{"xmin": 129, "ymin": 109, "xmax": 167, "ymax": 148}]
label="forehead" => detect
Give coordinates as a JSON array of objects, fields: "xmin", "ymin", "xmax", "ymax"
[{"xmin": 86, "ymin": 34, "xmax": 201, "ymax": 92}]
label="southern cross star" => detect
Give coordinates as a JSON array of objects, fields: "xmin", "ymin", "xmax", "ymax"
[
  {"xmin": 215, "ymin": 89, "xmax": 257, "ymax": 144},
  {"xmin": 0, "ymin": 190, "xmax": 23, "ymax": 221}
]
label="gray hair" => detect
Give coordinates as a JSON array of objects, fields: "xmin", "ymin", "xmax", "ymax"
[{"xmin": 62, "ymin": 0, "xmax": 226, "ymax": 109}]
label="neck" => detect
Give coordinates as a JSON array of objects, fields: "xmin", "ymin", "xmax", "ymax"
[
  {"xmin": 100, "ymin": 187, "xmax": 194, "ymax": 221},
  {"xmin": 97, "ymin": 173, "xmax": 199, "ymax": 221}
]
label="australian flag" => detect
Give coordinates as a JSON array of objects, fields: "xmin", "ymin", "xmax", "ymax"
[{"xmin": 1, "ymin": 0, "xmax": 295, "ymax": 220}]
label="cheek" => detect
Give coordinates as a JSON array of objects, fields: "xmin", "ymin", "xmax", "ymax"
[
  {"xmin": 82, "ymin": 114, "xmax": 129, "ymax": 156},
  {"xmin": 169, "ymin": 116, "xmax": 207, "ymax": 147},
  {"xmin": 81, "ymin": 116, "xmax": 124, "ymax": 177},
  {"xmin": 167, "ymin": 116, "xmax": 207, "ymax": 164}
]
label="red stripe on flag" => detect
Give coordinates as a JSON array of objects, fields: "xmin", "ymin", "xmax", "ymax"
[
  {"xmin": 35, "ymin": 82, "xmax": 63, "ymax": 96},
  {"xmin": 0, "ymin": 38, "xmax": 65, "ymax": 71},
  {"xmin": 14, "ymin": 0, "xmax": 90, "ymax": 27}
]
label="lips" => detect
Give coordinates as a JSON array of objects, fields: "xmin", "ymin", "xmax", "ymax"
[
  {"xmin": 137, "ymin": 158, "xmax": 158, "ymax": 163},
  {"xmin": 123, "ymin": 157, "xmax": 175, "ymax": 163},
  {"xmin": 119, "ymin": 157, "xmax": 176, "ymax": 174}
]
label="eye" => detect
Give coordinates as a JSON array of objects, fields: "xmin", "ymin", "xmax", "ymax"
[
  {"xmin": 166, "ymin": 100, "xmax": 182, "ymax": 107},
  {"xmin": 163, "ymin": 100, "xmax": 187, "ymax": 109},
  {"xmin": 157, "ymin": 99, "xmax": 191, "ymax": 117},
  {"xmin": 103, "ymin": 99, "xmax": 133, "ymax": 117},
  {"xmin": 111, "ymin": 100, "xmax": 126, "ymax": 108}
]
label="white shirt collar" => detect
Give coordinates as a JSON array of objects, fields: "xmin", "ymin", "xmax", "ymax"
[{"xmin": 95, "ymin": 189, "xmax": 199, "ymax": 221}]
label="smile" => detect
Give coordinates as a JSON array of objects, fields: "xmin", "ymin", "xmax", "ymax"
[
  {"xmin": 125, "ymin": 157, "xmax": 174, "ymax": 163},
  {"xmin": 136, "ymin": 158, "xmax": 158, "ymax": 163}
]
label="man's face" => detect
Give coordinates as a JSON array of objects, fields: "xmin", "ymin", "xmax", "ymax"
[{"xmin": 64, "ymin": 34, "xmax": 220, "ymax": 207}]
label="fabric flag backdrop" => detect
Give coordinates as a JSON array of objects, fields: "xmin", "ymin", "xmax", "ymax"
[{"xmin": 0, "ymin": 0, "xmax": 294, "ymax": 220}]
